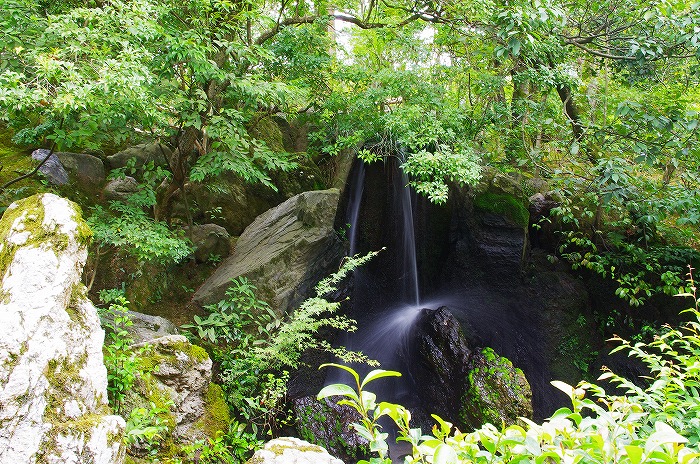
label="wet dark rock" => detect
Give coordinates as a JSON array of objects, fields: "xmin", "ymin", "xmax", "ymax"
[
  {"xmin": 293, "ymin": 396, "xmax": 369, "ymax": 463},
  {"xmin": 412, "ymin": 306, "xmax": 532, "ymax": 429},
  {"xmin": 413, "ymin": 307, "xmax": 471, "ymax": 420},
  {"xmin": 461, "ymin": 347, "xmax": 533, "ymax": 428}
]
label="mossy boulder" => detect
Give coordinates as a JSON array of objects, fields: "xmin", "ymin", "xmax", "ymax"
[
  {"xmin": 0, "ymin": 193, "xmax": 125, "ymax": 463},
  {"xmin": 293, "ymin": 396, "xmax": 370, "ymax": 463},
  {"xmin": 121, "ymin": 335, "xmax": 229, "ymax": 459},
  {"xmin": 461, "ymin": 347, "xmax": 533, "ymax": 428},
  {"xmin": 193, "ymin": 189, "xmax": 344, "ymax": 317},
  {"xmin": 189, "ymin": 223, "xmax": 231, "ymax": 263},
  {"xmin": 106, "ymin": 143, "xmax": 171, "ymax": 175},
  {"xmin": 473, "ymin": 192, "xmax": 529, "ymax": 228}
]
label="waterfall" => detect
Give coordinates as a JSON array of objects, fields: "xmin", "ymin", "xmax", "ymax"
[
  {"xmin": 335, "ymin": 156, "xmax": 423, "ymax": 387},
  {"xmin": 398, "ymin": 169, "xmax": 420, "ymax": 306},
  {"xmin": 347, "ymin": 160, "xmax": 365, "ymax": 256}
]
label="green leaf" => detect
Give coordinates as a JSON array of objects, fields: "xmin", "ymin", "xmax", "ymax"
[
  {"xmin": 625, "ymin": 445, "xmax": 644, "ymax": 464},
  {"xmin": 570, "ymin": 141, "xmax": 580, "ymax": 155},
  {"xmin": 433, "ymin": 444, "xmax": 458, "ymax": 464},
  {"xmin": 320, "ymin": 362, "xmax": 361, "ymax": 387},
  {"xmin": 317, "ymin": 383, "xmax": 359, "ymax": 402},
  {"xmin": 361, "ymin": 369, "xmax": 402, "ymax": 388},
  {"xmin": 551, "ymin": 380, "xmax": 575, "ymax": 399}
]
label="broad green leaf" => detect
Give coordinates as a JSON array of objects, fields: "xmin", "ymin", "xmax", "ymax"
[
  {"xmin": 625, "ymin": 445, "xmax": 644, "ymax": 464},
  {"xmin": 320, "ymin": 363, "xmax": 360, "ymax": 387},
  {"xmin": 317, "ymin": 383, "xmax": 359, "ymax": 402},
  {"xmin": 361, "ymin": 369, "xmax": 402, "ymax": 388},
  {"xmin": 433, "ymin": 444, "xmax": 458, "ymax": 464}
]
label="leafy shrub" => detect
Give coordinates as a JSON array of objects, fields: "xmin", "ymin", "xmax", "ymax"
[
  {"xmin": 99, "ymin": 291, "xmax": 147, "ymax": 414},
  {"xmin": 182, "ymin": 252, "xmax": 379, "ymax": 449},
  {"xmin": 125, "ymin": 401, "xmax": 172, "ymax": 457}
]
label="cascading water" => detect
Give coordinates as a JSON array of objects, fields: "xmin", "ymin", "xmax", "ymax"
[
  {"xmin": 330, "ymin": 157, "xmax": 425, "ymax": 408},
  {"xmin": 398, "ymin": 169, "xmax": 420, "ymax": 306},
  {"xmin": 346, "ymin": 160, "xmax": 365, "ymax": 256}
]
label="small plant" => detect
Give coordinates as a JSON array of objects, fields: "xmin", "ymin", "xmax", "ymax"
[
  {"xmin": 181, "ymin": 277, "xmax": 277, "ymax": 345},
  {"xmin": 318, "ymin": 364, "xmax": 401, "ymax": 461},
  {"xmin": 182, "ymin": 421, "xmax": 262, "ymax": 463},
  {"xmin": 125, "ymin": 401, "xmax": 172, "ymax": 457},
  {"xmin": 100, "ymin": 294, "xmax": 141, "ymax": 414}
]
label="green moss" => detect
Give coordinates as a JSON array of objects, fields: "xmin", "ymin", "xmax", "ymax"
[
  {"xmin": 461, "ymin": 348, "xmax": 532, "ymax": 428},
  {"xmin": 201, "ymin": 383, "xmax": 230, "ymax": 436},
  {"xmin": 0, "ymin": 194, "xmax": 88, "ymax": 280},
  {"xmin": 172, "ymin": 340, "xmax": 209, "ymax": 363},
  {"xmin": 249, "ymin": 117, "xmax": 285, "ymax": 153},
  {"xmin": 65, "ymin": 283, "xmax": 89, "ymax": 325},
  {"xmin": 268, "ymin": 442, "xmax": 326, "ymax": 455},
  {"xmin": 38, "ymin": 352, "xmax": 122, "ymax": 461},
  {"xmin": 473, "ymin": 192, "xmax": 529, "ymax": 227}
]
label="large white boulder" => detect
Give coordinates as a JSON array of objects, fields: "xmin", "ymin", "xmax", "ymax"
[{"xmin": 0, "ymin": 193, "xmax": 125, "ymax": 464}]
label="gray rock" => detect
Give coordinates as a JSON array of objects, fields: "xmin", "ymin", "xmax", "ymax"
[
  {"xmin": 182, "ymin": 156, "xmax": 324, "ymax": 236},
  {"xmin": 106, "ymin": 143, "xmax": 171, "ymax": 173},
  {"xmin": 189, "ymin": 223, "xmax": 231, "ymax": 263},
  {"xmin": 127, "ymin": 335, "xmax": 226, "ymax": 444},
  {"xmin": 529, "ymin": 192, "xmax": 559, "ymax": 218},
  {"xmin": 293, "ymin": 396, "xmax": 369, "ymax": 463},
  {"xmin": 31, "ymin": 148, "xmax": 69, "ymax": 185},
  {"xmin": 192, "ymin": 189, "xmax": 343, "ymax": 316},
  {"xmin": 101, "ymin": 310, "xmax": 178, "ymax": 344},
  {"xmin": 103, "ymin": 176, "xmax": 139, "ymax": 202},
  {"xmin": 57, "ymin": 151, "xmax": 106, "ymax": 187},
  {"xmin": 247, "ymin": 437, "xmax": 343, "ymax": 464},
  {"xmin": 0, "ymin": 193, "xmax": 125, "ymax": 464}
]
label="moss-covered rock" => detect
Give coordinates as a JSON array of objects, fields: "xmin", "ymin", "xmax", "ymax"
[
  {"xmin": 473, "ymin": 192, "xmax": 529, "ymax": 228},
  {"xmin": 293, "ymin": 396, "xmax": 369, "ymax": 463},
  {"xmin": 461, "ymin": 347, "xmax": 533, "ymax": 428},
  {"xmin": 0, "ymin": 193, "xmax": 124, "ymax": 463},
  {"xmin": 193, "ymin": 189, "xmax": 344, "ymax": 318},
  {"xmin": 121, "ymin": 335, "xmax": 229, "ymax": 460},
  {"xmin": 247, "ymin": 437, "xmax": 343, "ymax": 464}
]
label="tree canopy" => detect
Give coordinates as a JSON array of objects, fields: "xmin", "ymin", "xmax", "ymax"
[{"xmin": 1, "ymin": 0, "xmax": 699, "ymax": 300}]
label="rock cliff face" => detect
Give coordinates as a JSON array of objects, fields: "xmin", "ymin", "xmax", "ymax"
[
  {"xmin": 193, "ymin": 189, "xmax": 343, "ymax": 316},
  {"xmin": 0, "ymin": 193, "xmax": 125, "ymax": 464}
]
